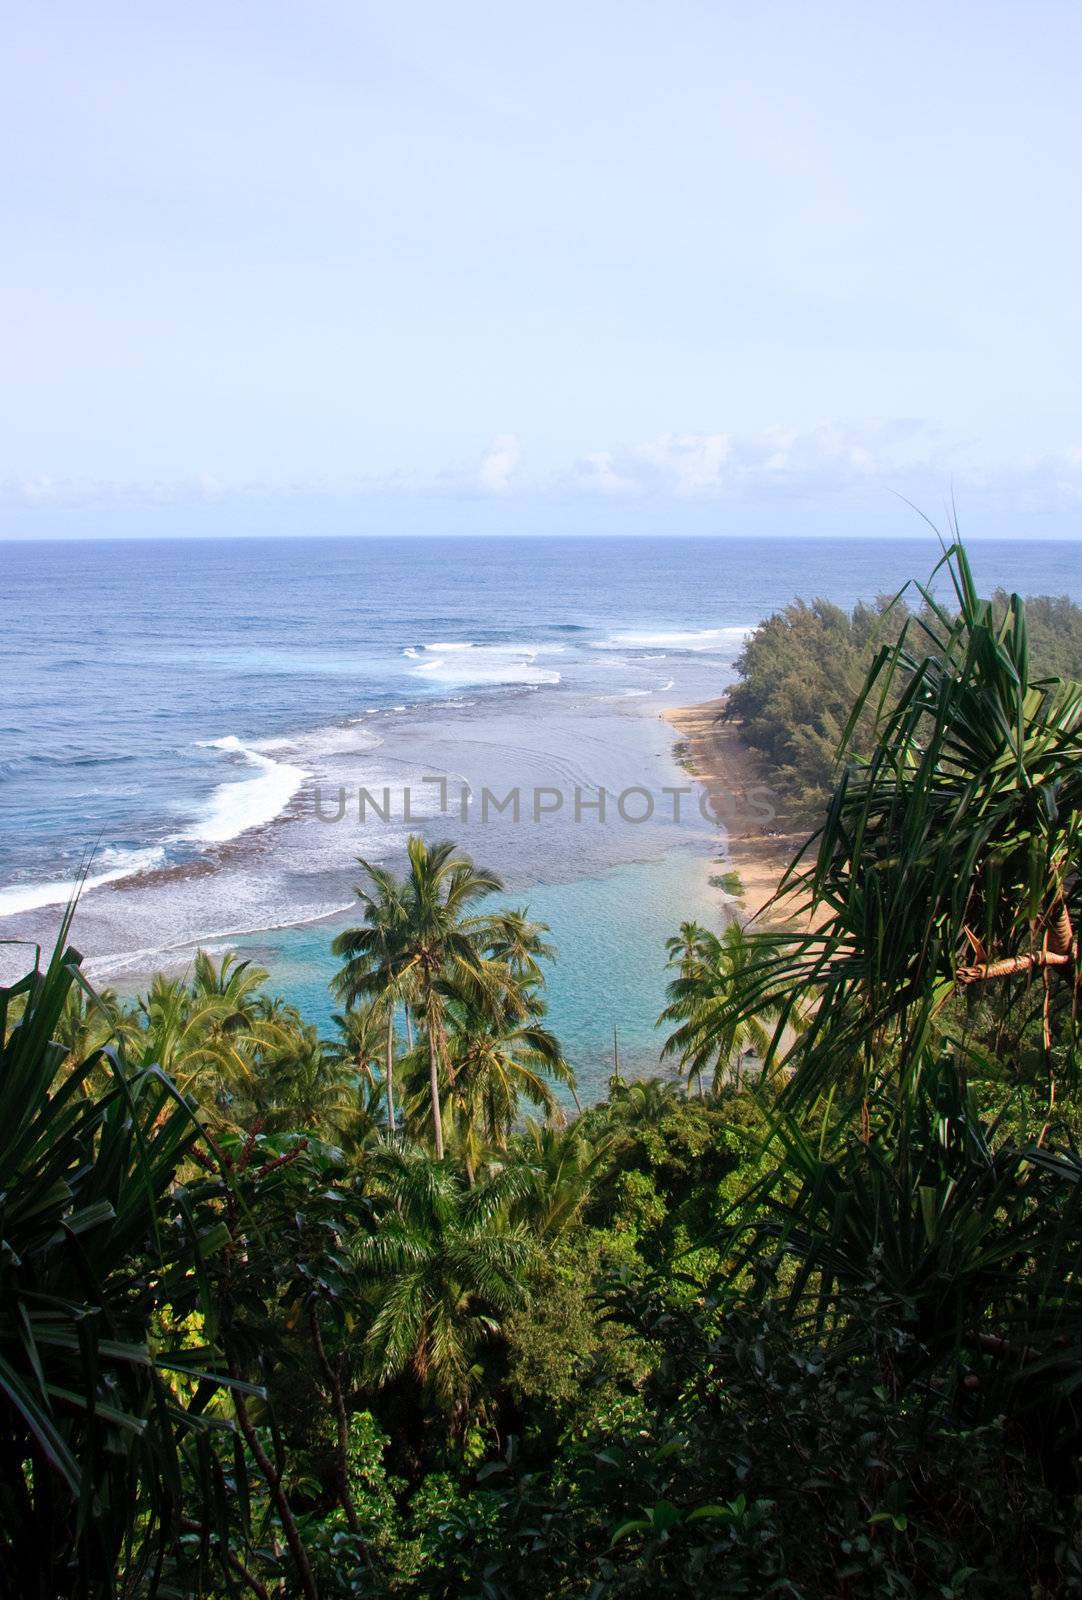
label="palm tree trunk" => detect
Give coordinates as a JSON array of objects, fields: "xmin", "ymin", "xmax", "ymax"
[
  {"xmin": 384, "ymin": 1003, "xmax": 396, "ymax": 1132},
  {"xmin": 428, "ymin": 1023, "xmax": 445, "ymax": 1160},
  {"xmin": 405, "ymin": 1006, "xmax": 414, "ymax": 1050}
]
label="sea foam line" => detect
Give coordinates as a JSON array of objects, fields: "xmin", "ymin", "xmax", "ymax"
[
  {"xmin": 0, "ymin": 846, "xmax": 168, "ymax": 918},
  {"xmin": 403, "ymin": 640, "xmax": 561, "ymax": 687},
  {"xmin": 177, "ymin": 735, "xmax": 308, "ymax": 845},
  {"xmin": 591, "ymin": 626, "xmax": 750, "ymax": 651}
]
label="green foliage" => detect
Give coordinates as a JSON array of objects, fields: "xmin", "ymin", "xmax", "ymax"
[
  {"xmin": 0, "ymin": 933, "xmax": 253, "ymax": 1597},
  {"xmin": 729, "ymin": 577, "xmax": 1082, "ymax": 823},
  {"xmin": 720, "ymin": 543, "xmax": 1082, "ymax": 1110},
  {"xmin": 661, "ymin": 920, "xmax": 788, "ymax": 1093},
  {"xmin": 727, "ymin": 593, "xmax": 905, "ymax": 820},
  {"xmin": 333, "ymin": 836, "xmax": 573, "ymax": 1165},
  {"xmin": 7, "ymin": 542, "xmax": 1082, "ymax": 1596},
  {"xmin": 427, "ymin": 1296, "xmax": 1082, "ymax": 1598},
  {"xmin": 356, "ymin": 1141, "xmax": 532, "ymax": 1414}
]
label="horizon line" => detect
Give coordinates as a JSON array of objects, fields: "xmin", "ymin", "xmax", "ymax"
[{"xmin": 3, "ymin": 528, "xmax": 1081, "ymax": 547}]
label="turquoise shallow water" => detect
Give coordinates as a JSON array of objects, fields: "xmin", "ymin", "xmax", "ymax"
[{"xmin": 219, "ymin": 843, "xmax": 723, "ymax": 1103}]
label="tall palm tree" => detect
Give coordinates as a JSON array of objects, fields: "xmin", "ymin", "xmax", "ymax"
[
  {"xmin": 664, "ymin": 921, "xmax": 712, "ymax": 1096},
  {"xmin": 661, "ymin": 921, "xmax": 783, "ymax": 1093},
  {"xmin": 385, "ymin": 837, "xmax": 504, "ymax": 1159},
  {"xmin": 332, "ymin": 861, "xmax": 409, "ymax": 1132},
  {"xmin": 355, "ymin": 1140, "xmax": 530, "ymax": 1415},
  {"xmin": 327, "ymin": 1002, "xmax": 385, "ymax": 1099}
]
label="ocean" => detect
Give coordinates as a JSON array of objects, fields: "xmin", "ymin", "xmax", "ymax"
[{"xmin": 2, "ymin": 533, "xmax": 1079, "ymax": 1098}]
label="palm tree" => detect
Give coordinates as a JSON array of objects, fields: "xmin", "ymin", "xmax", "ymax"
[
  {"xmin": 603, "ymin": 1074, "xmax": 683, "ymax": 1126},
  {"xmin": 332, "ymin": 861, "xmax": 409, "ymax": 1132},
  {"xmin": 384, "ymin": 837, "xmax": 504, "ymax": 1160},
  {"xmin": 441, "ymin": 994, "xmax": 576, "ymax": 1178},
  {"xmin": 509, "ymin": 1118, "xmax": 615, "ymax": 1238},
  {"xmin": 484, "ymin": 908, "xmax": 556, "ymax": 987},
  {"xmin": 190, "ymin": 948, "xmax": 271, "ymax": 1029},
  {"xmin": 327, "ymin": 1002, "xmax": 385, "ymax": 1098},
  {"xmin": 135, "ymin": 973, "xmax": 252, "ymax": 1107},
  {"xmin": 661, "ymin": 921, "xmax": 783, "ymax": 1093},
  {"xmin": 664, "ymin": 921, "xmax": 712, "ymax": 1096},
  {"xmin": 133, "ymin": 952, "xmax": 286, "ymax": 1119},
  {"xmin": 355, "ymin": 1140, "xmax": 530, "ymax": 1415},
  {"xmin": 259, "ymin": 1020, "xmax": 379, "ymax": 1142},
  {"xmin": 54, "ymin": 978, "xmax": 134, "ymax": 1076}
]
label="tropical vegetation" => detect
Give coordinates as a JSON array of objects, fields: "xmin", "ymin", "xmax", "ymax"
[{"xmin": 3, "ymin": 542, "xmax": 1082, "ymax": 1596}]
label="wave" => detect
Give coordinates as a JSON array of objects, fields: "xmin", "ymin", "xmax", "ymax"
[
  {"xmin": 590, "ymin": 627, "xmax": 749, "ymax": 652},
  {"xmin": 259, "ymin": 723, "xmax": 384, "ymax": 760},
  {"xmin": 0, "ymin": 845, "xmax": 167, "ymax": 918},
  {"xmin": 0, "ymin": 749, "xmax": 139, "ymax": 779},
  {"xmin": 177, "ymin": 736, "xmax": 308, "ymax": 845},
  {"xmin": 404, "ymin": 641, "xmax": 561, "ymax": 687}
]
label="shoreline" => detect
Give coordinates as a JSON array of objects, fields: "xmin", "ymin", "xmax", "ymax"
[{"xmin": 664, "ymin": 698, "xmax": 808, "ymax": 926}]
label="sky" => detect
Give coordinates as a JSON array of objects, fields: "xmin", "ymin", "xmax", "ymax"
[{"xmin": 3, "ymin": 0, "xmax": 1082, "ymax": 541}]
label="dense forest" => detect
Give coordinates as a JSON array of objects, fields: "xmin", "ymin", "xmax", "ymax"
[
  {"xmin": 3, "ymin": 544, "xmax": 1082, "ymax": 1597},
  {"xmin": 728, "ymin": 577, "xmax": 1082, "ymax": 822}
]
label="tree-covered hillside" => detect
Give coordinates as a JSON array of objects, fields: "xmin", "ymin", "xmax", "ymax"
[{"xmin": 727, "ymin": 573, "xmax": 1082, "ymax": 822}]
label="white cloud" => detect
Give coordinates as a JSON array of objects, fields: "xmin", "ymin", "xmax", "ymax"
[
  {"xmin": 477, "ymin": 434, "xmax": 521, "ymax": 494},
  {"xmin": 607, "ymin": 420, "xmax": 953, "ymax": 501},
  {"xmin": 7, "ymin": 421, "xmax": 1082, "ymax": 524},
  {"xmin": 636, "ymin": 432, "xmax": 732, "ymax": 496}
]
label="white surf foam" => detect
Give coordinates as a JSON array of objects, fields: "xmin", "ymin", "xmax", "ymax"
[
  {"xmin": 0, "ymin": 845, "xmax": 167, "ymax": 918},
  {"xmin": 285, "ymin": 724, "xmax": 384, "ymax": 759},
  {"xmin": 591, "ymin": 627, "xmax": 749, "ymax": 652},
  {"xmin": 405, "ymin": 640, "xmax": 561, "ymax": 687},
  {"xmin": 178, "ymin": 736, "xmax": 308, "ymax": 844}
]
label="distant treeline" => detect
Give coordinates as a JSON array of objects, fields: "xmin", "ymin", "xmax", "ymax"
[{"xmin": 727, "ymin": 581, "xmax": 1082, "ymax": 823}]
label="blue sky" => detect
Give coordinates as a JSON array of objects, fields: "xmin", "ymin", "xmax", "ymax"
[{"xmin": 3, "ymin": 1, "xmax": 1082, "ymax": 540}]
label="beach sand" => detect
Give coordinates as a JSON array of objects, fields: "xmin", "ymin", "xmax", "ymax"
[{"xmin": 665, "ymin": 698, "xmax": 811, "ymax": 926}]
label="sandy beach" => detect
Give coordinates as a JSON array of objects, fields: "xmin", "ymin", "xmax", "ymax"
[{"xmin": 665, "ymin": 697, "xmax": 811, "ymax": 926}]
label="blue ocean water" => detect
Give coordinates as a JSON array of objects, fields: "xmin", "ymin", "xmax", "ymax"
[{"xmin": 1, "ymin": 534, "xmax": 1079, "ymax": 1096}]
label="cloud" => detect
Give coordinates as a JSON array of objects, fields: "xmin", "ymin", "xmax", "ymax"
[
  {"xmin": 575, "ymin": 420, "xmax": 956, "ymax": 502},
  {"xmin": 476, "ymin": 433, "xmax": 521, "ymax": 494},
  {"xmin": 566, "ymin": 451, "xmax": 640, "ymax": 496},
  {"xmin": 636, "ymin": 432, "xmax": 732, "ymax": 496},
  {"xmin": 6, "ymin": 420, "xmax": 1082, "ymax": 525}
]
